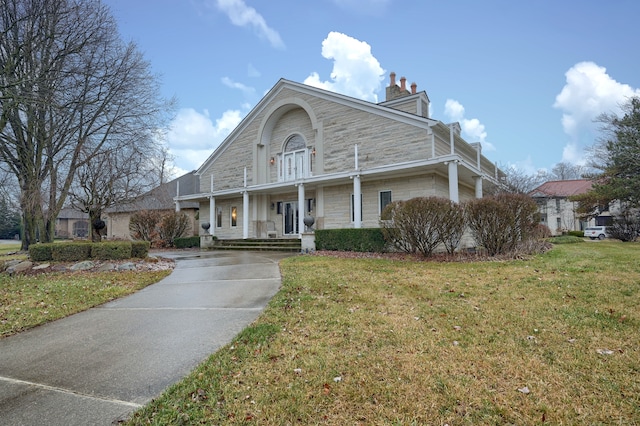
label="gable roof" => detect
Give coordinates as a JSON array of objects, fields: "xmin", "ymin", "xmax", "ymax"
[
  {"xmin": 529, "ymin": 179, "xmax": 593, "ymax": 198},
  {"xmin": 196, "ymin": 78, "xmax": 438, "ymax": 175},
  {"xmin": 106, "ymin": 172, "xmax": 200, "ymax": 213}
]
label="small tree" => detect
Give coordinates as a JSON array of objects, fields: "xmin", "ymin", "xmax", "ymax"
[
  {"xmin": 129, "ymin": 210, "xmax": 161, "ymax": 242},
  {"xmin": 466, "ymin": 193, "xmax": 539, "ymax": 256},
  {"xmin": 381, "ymin": 197, "xmax": 455, "ymax": 257},
  {"xmin": 158, "ymin": 212, "xmax": 190, "ymax": 247},
  {"xmin": 440, "ymin": 200, "xmax": 466, "ymax": 254}
]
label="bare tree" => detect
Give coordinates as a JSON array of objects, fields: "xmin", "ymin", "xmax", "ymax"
[
  {"xmin": 488, "ymin": 165, "xmax": 547, "ymax": 195},
  {"xmin": 550, "ymin": 162, "xmax": 587, "ymax": 180},
  {"xmin": 68, "ymin": 141, "xmax": 171, "ymax": 242},
  {"xmin": 0, "ymin": 0, "xmax": 174, "ymax": 249}
]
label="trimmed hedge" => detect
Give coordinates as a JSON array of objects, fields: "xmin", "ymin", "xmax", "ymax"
[
  {"xmin": 131, "ymin": 241, "xmax": 151, "ymax": 258},
  {"xmin": 315, "ymin": 228, "xmax": 386, "ymax": 252},
  {"xmin": 91, "ymin": 241, "xmax": 132, "ymax": 260},
  {"xmin": 568, "ymin": 230, "xmax": 584, "ymax": 238},
  {"xmin": 29, "ymin": 243, "xmax": 55, "ymax": 262},
  {"xmin": 28, "ymin": 241, "xmax": 149, "ymax": 261},
  {"xmin": 52, "ymin": 242, "xmax": 92, "ymax": 262},
  {"xmin": 174, "ymin": 236, "xmax": 200, "ymax": 248}
]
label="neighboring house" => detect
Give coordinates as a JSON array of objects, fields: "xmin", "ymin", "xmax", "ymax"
[
  {"xmin": 529, "ymin": 179, "xmax": 617, "ymax": 235},
  {"xmin": 104, "ymin": 172, "xmax": 200, "ymax": 240},
  {"xmin": 176, "ymin": 73, "xmax": 504, "ymax": 243},
  {"xmin": 55, "ymin": 207, "xmax": 89, "ymax": 239}
]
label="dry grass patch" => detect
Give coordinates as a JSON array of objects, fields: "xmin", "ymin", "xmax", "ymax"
[{"xmin": 128, "ymin": 242, "xmax": 640, "ymax": 425}]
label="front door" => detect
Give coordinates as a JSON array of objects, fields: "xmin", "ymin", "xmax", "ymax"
[
  {"xmin": 284, "ymin": 201, "xmax": 299, "ymax": 235},
  {"xmin": 283, "ymin": 150, "xmax": 306, "ymax": 181}
]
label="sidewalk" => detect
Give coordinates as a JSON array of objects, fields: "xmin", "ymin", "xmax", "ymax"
[{"xmin": 0, "ymin": 250, "xmax": 293, "ymax": 425}]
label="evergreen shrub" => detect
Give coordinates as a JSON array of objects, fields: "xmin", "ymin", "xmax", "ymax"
[
  {"xmin": 29, "ymin": 243, "xmax": 54, "ymax": 261},
  {"xmin": 174, "ymin": 236, "xmax": 200, "ymax": 248},
  {"xmin": 91, "ymin": 241, "xmax": 132, "ymax": 260},
  {"xmin": 315, "ymin": 228, "xmax": 386, "ymax": 252},
  {"xmin": 131, "ymin": 241, "xmax": 151, "ymax": 258},
  {"xmin": 51, "ymin": 242, "xmax": 92, "ymax": 262}
]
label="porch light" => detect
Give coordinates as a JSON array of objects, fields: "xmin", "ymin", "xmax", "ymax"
[{"xmin": 270, "ymin": 157, "xmax": 275, "ymax": 165}]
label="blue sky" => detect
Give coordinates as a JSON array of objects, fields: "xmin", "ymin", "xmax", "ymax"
[{"xmin": 105, "ymin": 0, "xmax": 640, "ymax": 177}]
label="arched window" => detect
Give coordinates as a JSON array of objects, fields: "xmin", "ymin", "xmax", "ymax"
[
  {"xmin": 285, "ymin": 134, "xmax": 305, "ymax": 151},
  {"xmin": 279, "ymin": 134, "xmax": 309, "ymax": 182},
  {"xmin": 73, "ymin": 220, "xmax": 89, "ymax": 238}
]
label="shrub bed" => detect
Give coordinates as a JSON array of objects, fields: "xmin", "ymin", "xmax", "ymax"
[{"xmin": 28, "ymin": 241, "xmax": 149, "ymax": 262}]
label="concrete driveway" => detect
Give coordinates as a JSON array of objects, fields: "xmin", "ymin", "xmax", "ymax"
[{"xmin": 0, "ymin": 250, "xmax": 294, "ymax": 425}]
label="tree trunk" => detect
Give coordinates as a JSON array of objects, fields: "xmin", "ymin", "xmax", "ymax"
[{"xmin": 89, "ymin": 209, "xmax": 103, "ymax": 242}]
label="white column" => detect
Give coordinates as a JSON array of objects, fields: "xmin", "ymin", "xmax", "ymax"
[
  {"xmin": 353, "ymin": 174, "xmax": 362, "ymax": 228},
  {"xmin": 448, "ymin": 161, "xmax": 459, "ymax": 203},
  {"xmin": 242, "ymin": 191, "xmax": 249, "ymax": 239},
  {"xmin": 175, "ymin": 180, "xmax": 181, "ymax": 211},
  {"xmin": 209, "ymin": 196, "xmax": 215, "ymax": 235},
  {"xmin": 449, "ymin": 125, "xmax": 455, "ymax": 155},
  {"xmin": 297, "ymin": 182, "xmax": 305, "ymax": 235},
  {"xmin": 474, "ymin": 176, "xmax": 483, "ymax": 199}
]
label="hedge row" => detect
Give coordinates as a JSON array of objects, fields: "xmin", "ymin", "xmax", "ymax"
[
  {"xmin": 28, "ymin": 241, "xmax": 150, "ymax": 262},
  {"xmin": 174, "ymin": 236, "xmax": 200, "ymax": 248},
  {"xmin": 315, "ymin": 228, "xmax": 386, "ymax": 252}
]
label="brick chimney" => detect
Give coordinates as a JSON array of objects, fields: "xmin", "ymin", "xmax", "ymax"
[
  {"xmin": 411, "ymin": 82, "xmax": 417, "ymax": 94},
  {"xmin": 385, "ymin": 71, "xmax": 413, "ymax": 101}
]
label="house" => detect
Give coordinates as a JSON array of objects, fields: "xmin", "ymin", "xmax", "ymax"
[
  {"xmin": 55, "ymin": 207, "xmax": 89, "ymax": 239},
  {"xmin": 103, "ymin": 172, "xmax": 200, "ymax": 240},
  {"xmin": 529, "ymin": 179, "xmax": 617, "ymax": 235},
  {"xmin": 176, "ymin": 73, "xmax": 504, "ymax": 245}
]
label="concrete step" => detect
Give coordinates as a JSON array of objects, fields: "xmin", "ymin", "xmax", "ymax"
[{"xmin": 211, "ymin": 238, "xmax": 302, "ymax": 252}]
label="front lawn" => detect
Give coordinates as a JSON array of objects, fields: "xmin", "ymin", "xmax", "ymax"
[
  {"xmin": 1, "ymin": 265, "xmax": 172, "ymax": 338},
  {"xmin": 127, "ymin": 241, "xmax": 640, "ymax": 425}
]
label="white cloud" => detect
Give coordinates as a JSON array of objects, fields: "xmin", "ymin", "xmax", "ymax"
[
  {"xmin": 166, "ymin": 107, "xmax": 244, "ymax": 171},
  {"xmin": 221, "ymin": 77, "xmax": 256, "ymax": 97},
  {"xmin": 554, "ymin": 61, "xmax": 640, "ymax": 162},
  {"xmin": 304, "ymin": 32, "xmax": 385, "ymax": 103},
  {"xmin": 215, "ymin": 0, "xmax": 284, "ymax": 49},
  {"xmin": 247, "ymin": 63, "xmax": 261, "ymax": 78},
  {"xmin": 444, "ymin": 99, "xmax": 494, "ymax": 151}
]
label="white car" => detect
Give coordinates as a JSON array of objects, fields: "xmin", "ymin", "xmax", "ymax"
[{"xmin": 584, "ymin": 226, "xmax": 608, "ymax": 240}]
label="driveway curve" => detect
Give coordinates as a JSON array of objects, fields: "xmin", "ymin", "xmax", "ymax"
[{"xmin": 0, "ymin": 250, "xmax": 294, "ymax": 425}]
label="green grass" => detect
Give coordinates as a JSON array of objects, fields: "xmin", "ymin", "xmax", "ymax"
[
  {"xmin": 127, "ymin": 241, "xmax": 640, "ymax": 425},
  {"xmin": 0, "ymin": 242, "xmax": 24, "ymax": 260},
  {"xmin": 0, "ymin": 268, "xmax": 171, "ymax": 338}
]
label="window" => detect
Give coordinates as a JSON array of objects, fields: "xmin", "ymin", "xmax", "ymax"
[
  {"xmin": 351, "ymin": 193, "xmax": 363, "ymax": 222},
  {"xmin": 280, "ymin": 134, "xmax": 308, "ymax": 182},
  {"xmin": 231, "ymin": 206, "xmax": 237, "ymax": 227},
  {"xmin": 556, "ymin": 217, "xmax": 561, "ymax": 229},
  {"xmin": 379, "ymin": 191, "xmax": 392, "ymax": 214},
  {"xmin": 73, "ymin": 221, "xmax": 89, "ymax": 238},
  {"xmin": 216, "ymin": 207, "xmax": 222, "ymax": 228},
  {"xmin": 555, "ymin": 198, "xmax": 561, "ymax": 213}
]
